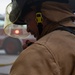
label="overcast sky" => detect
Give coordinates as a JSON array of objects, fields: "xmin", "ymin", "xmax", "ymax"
[
  {"xmin": 0, "ymin": 0, "xmax": 75, "ymax": 15},
  {"xmin": 0, "ymin": 0, "xmax": 11, "ymax": 15}
]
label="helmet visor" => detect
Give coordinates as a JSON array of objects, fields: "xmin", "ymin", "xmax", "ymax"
[{"xmin": 4, "ymin": 3, "xmax": 30, "ymax": 39}]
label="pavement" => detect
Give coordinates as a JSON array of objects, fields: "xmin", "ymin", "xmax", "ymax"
[
  {"xmin": 0, "ymin": 54, "xmax": 18, "ymax": 75},
  {"xmin": 0, "ymin": 73, "xmax": 8, "ymax": 75}
]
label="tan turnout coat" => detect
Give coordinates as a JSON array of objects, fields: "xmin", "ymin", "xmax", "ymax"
[{"xmin": 10, "ymin": 2, "xmax": 75, "ymax": 75}]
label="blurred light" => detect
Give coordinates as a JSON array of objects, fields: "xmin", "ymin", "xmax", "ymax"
[
  {"xmin": 14, "ymin": 29, "xmax": 20, "ymax": 35},
  {"xmin": 11, "ymin": 29, "xmax": 23, "ymax": 35}
]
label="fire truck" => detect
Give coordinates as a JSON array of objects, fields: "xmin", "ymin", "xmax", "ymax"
[{"xmin": 0, "ymin": 15, "xmax": 36, "ymax": 55}]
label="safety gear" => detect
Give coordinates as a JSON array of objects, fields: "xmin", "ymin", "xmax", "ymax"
[
  {"xmin": 9, "ymin": 23, "xmax": 75, "ymax": 75},
  {"xmin": 9, "ymin": 0, "xmax": 69, "ymax": 24},
  {"xmin": 4, "ymin": 0, "xmax": 69, "ymax": 38},
  {"xmin": 4, "ymin": 0, "xmax": 69, "ymax": 25},
  {"xmin": 4, "ymin": 3, "xmax": 31, "ymax": 39}
]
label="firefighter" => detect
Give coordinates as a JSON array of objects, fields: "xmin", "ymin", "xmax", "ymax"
[{"xmin": 5, "ymin": 0, "xmax": 75, "ymax": 75}]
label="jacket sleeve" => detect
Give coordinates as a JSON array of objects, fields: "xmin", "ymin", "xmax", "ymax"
[{"xmin": 10, "ymin": 44, "xmax": 60, "ymax": 75}]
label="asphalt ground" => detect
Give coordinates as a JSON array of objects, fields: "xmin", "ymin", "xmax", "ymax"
[
  {"xmin": 0, "ymin": 73, "xmax": 8, "ymax": 75},
  {"xmin": 0, "ymin": 54, "xmax": 18, "ymax": 74}
]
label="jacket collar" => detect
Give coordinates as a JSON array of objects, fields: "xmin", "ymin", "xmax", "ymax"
[
  {"xmin": 41, "ymin": 2, "xmax": 75, "ymax": 23},
  {"xmin": 37, "ymin": 2, "xmax": 75, "ymax": 39}
]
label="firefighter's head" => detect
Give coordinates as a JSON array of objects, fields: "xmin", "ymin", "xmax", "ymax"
[{"xmin": 5, "ymin": 0, "xmax": 70, "ymax": 39}]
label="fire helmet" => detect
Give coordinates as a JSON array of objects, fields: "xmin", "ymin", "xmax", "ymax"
[
  {"xmin": 9, "ymin": 0, "xmax": 69, "ymax": 24},
  {"xmin": 4, "ymin": 0, "xmax": 69, "ymax": 38}
]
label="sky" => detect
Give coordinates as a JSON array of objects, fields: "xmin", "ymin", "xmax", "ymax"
[
  {"xmin": 0, "ymin": 0, "xmax": 75, "ymax": 15},
  {"xmin": 0, "ymin": 0, "xmax": 11, "ymax": 15}
]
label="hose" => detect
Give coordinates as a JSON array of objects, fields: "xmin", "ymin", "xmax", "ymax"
[{"xmin": 0, "ymin": 63, "xmax": 13, "ymax": 67}]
